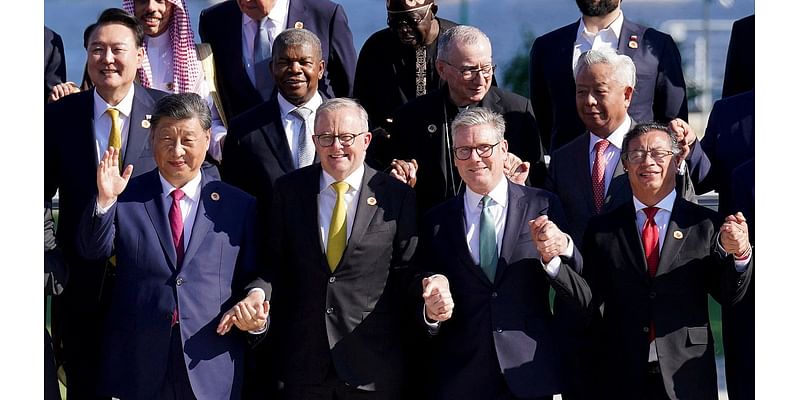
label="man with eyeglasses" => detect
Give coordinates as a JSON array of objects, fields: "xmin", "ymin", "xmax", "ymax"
[
  {"xmin": 219, "ymin": 97, "xmax": 452, "ymax": 400},
  {"xmin": 387, "ymin": 25, "xmax": 546, "ymax": 216},
  {"xmin": 416, "ymin": 107, "xmax": 585, "ymax": 399},
  {"xmin": 354, "ymin": 0, "xmax": 456, "ymax": 140},
  {"xmin": 546, "ymin": 122, "xmax": 752, "ymax": 399}
]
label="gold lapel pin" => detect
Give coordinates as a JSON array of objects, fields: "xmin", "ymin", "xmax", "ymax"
[
  {"xmin": 211, "ymin": 192, "xmax": 220, "ymax": 201},
  {"xmin": 427, "ymin": 124, "xmax": 437, "ymax": 133},
  {"xmin": 628, "ymin": 35, "xmax": 639, "ymax": 49},
  {"xmin": 294, "ymin": 21, "xmax": 304, "ymax": 29},
  {"xmin": 141, "ymin": 119, "xmax": 151, "ymax": 129},
  {"xmin": 673, "ymin": 230, "xmax": 683, "ymax": 240},
  {"xmin": 367, "ymin": 196, "xmax": 377, "ymax": 206}
]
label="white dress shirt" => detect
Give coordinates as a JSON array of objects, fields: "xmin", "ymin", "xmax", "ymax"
[
  {"xmin": 588, "ymin": 115, "xmax": 630, "ymax": 193},
  {"xmin": 572, "ymin": 11, "xmax": 624, "ymax": 70},
  {"xmin": 93, "ymin": 85, "xmax": 135, "ymax": 164},
  {"xmin": 277, "ymin": 92, "xmax": 323, "ymax": 167},
  {"xmin": 463, "ymin": 177, "xmax": 509, "ymax": 265},
  {"xmin": 241, "ymin": 0, "xmax": 289, "ymax": 86},
  {"xmin": 318, "ymin": 164, "xmax": 365, "ymax": 251}
]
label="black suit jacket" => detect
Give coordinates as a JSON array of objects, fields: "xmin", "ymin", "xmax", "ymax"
[
  {"xmin": 569, "ymin": 199, "xmax": 752, "ymax": 399},
  {"xmin": 722, "ymin": 15, "xmax": 755, "ymax": 99},
  {"xmin": 44, "ymin": 83, "xmax": 166, "ymax": 398},
  {"xmin": 253, "ymin": 164, "xmax": 418, "ymax": 392},
  {"xmin": 387, "ymin": 86, "xmax": 547, "ymax": 214},
  {"xmin": 44, "ymin": 26, "xmax": 67, "ymax": 104},
  {"xmin": 199, "ymin": 0, "xmax": 357, "ymax": 122},
  {"xmin": 419, "ymin": 182, "xmax": 586, "ymax": 399},
  {"xmin": 529, "ymin": 18, "xmax": 688, "ymax": 152}
]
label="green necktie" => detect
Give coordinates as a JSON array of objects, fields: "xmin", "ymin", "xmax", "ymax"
[
  {"xmin": 327, "ymin": 181, "xmax": 349, "ymax": 271},
  {"xmin": 479, "ymin": 195, "xmax": 498, "ymax": 282}
]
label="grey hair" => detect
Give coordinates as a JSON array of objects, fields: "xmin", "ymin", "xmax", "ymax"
[
  {"xmin": 151, "ymin": 93, "xmax": 212, "ymax": 131},
  {"xmin": 272, "ymin": 28, "xmax": 323, "ymax": 60},
  {"xmin": 437, "ymin": 25, "xmax": 491, "ymax": 61},
  {"xmin": 573, "ymin": 47, "xmax": 636, "ymax": 88},
  {"xmin": 621, "ymin": 122, "xmax": 682, "ymax": 158},
  {"xmin": 315, "ymin": 98, "xmax": 370, "ymax": 133},
  {"xmin": 451, "ymin": 107, "xmax": 505, "ymax": 142}
]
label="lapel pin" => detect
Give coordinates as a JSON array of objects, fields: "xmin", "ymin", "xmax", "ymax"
[
  {"xmin": 141, "ymin": 118, "xmax": 151, "ymax": 129},
  {"xmin": 294, "ymin": 21, "xmax": 304, "ymax": 29},
  {"xmin": 211, "ymin": 192, "xmax": 220, "ymax": 201},
  {"xmin": 427, "ymin": 124, "xmax": 437, "ymax": 133},
  {"xmin": 628, "ymin": 35, "xmax": 639, "ymax": 49},
  {"xmin": 367, "ymin": 196, "xmax": 377, "ymax": 206},
  {"xmin": 673, "ymin": 230, "xmax": 683, "ymax": 240}
]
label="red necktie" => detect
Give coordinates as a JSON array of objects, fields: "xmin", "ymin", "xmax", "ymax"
[
  {"xmin": 591, "ymin": 139, "xmax": 610, "ymax": 214},
  {"xmin": 642, "ymin": 206, "xmax": 659, "ymax": 342},
  {"xmin": 169, "ymin": 189, "xmax": 185, "ymax": 327}
]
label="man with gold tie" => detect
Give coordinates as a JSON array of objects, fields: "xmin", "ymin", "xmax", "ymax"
[
  {"xmin": 44, "ymin": 8, "xmax": 168, "ymax": 399},
  {"xmin": 218, "ymin": 98, "xmax": 453, "ymax": 400}
]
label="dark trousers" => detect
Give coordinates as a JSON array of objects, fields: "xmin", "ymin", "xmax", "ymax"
[
  {"xmin": 280, "ymin": 369, "xmax": 400, "ymax": 400},
  {"xmin": 645, "ymin": 363, "xmax": 670, "ymax": 400},
  {"xmin": 157, "ymin": 325, "xmax": 197, "ymax": 400}
]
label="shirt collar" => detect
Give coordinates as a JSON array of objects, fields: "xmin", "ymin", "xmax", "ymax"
[
  {"xmin": 93, "ymin": 84, "xmax": 135, "ymax": 119},
  {"xmin": 242, "ymin": 0, "xmax": 289, "ymax": 28},
  {"xmin": 577, "ymin": 10, "xmax": 624, "ymax": 42},
  {"xmin": 633, "ymin": 189, "xmax": 676, "ymax": 214},
  {"xmin": 589, "ymin": 114, "xmax": 631, "ymax": 150},
  {"xmin": 464, "ymin": 177, "xmax": 509, "ymax": 210},
  {"xmin": 278, "ymin": 91, "xmax": 324, "ymax": 119},
  {"xmin": 159, "ymin": 170, "xmax": 203, "ymax": 203},
  {"xmin": 320, "ymin": 164, "xmax": 365, "ymax": 194}
]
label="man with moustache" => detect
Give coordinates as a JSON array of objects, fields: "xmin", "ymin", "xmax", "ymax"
[
  {"xmin": 549, "ymin": 122, "xmax": 752, "ymax": 399},
  {"xmin": 45, "ymin": 9, "xmax": 168, "ymax": 398},
  {"xmin": 388, "ymin": 25, "xmax": 546, "ymax": 215},
  {"xmin": 530, "ymin": 0, "xmax": 687, "ymax": 152},
  {"xmin": 199, "ymin": 0, "xmax": 357, "ymax": 122}
]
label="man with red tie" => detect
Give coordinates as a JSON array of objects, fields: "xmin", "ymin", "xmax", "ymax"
[{"xmin": 545, "ymin": 122, "xmax": 753, "ymax": 399}]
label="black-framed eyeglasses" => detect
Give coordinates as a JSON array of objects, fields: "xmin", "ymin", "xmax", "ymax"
[
  {"xmin": 313, "ymin": 132, "xmax": 366, "ymax": 147},
  {"xmin": 622, "ymin": 149, "xmax": 674, "ymax": 164},
  {"xmin": 386, "ymin": 4, "xmax": 432, "ymax": 27},
  {"xmin": 441, "ymin": 60, "xmax": 496, "ymax": 80},
  {"xmin": 453, "ymin": 142, "xmax": 501, "ymax": 160}
]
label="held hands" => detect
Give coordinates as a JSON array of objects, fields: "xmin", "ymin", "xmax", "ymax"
[
  {"xmin": 529, "ymin": 215, "xmax": 568, "ymax": 264},
  {"xmin": 216, "ymin": 290, "xmax": 270, "ymax": 335},
  {"xmin": 504, "ymin": 152, "xmax": 530, "ymax": 185},
  {"xmin": 96, "ymin": 147, "xmax": 133, "ymax": 208},
  {"xmin": 422, "ymin": 274, "xmax": 454, "ymax": 322},
  {"xmin": 668, "ymin": 118, "xmax": 697, "ymax": 163},
  {"xmin": 48, "ymin": 81, "xmax": 81, "ymax": 103},
  {"xmin": 390, "ymin": 159, "xmax": 418, "ymax": 187},
  {"xmin": 720, "ymin": 212, "xmax": 752, "ymax": 258}
]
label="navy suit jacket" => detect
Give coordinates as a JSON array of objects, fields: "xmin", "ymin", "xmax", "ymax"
[
  {"xmin": 722, "ymin": 15, "xmax": 755, "ymax": 99},
  {"xmin": 199, "ymin": 0, "xmax": 356, "ymax": 122},
  {"xmin": 418, "ymin": 182, "xmax": 586, "ymax": 399},
  {"xmin": 529, "ymin": 18, "xmax": 688, "ymax": 152},
  {"xmin": 44, "ymin": 26, "xmax": 66, "ymax": 103},
  {"xmin": 77, "ymin": 169, "xmax": 257, "ymax": 399}
]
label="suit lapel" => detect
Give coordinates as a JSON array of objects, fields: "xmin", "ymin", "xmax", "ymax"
[
  {"xmin": 496, "ymin": 183, "xmax": 527, "ymax": 284},
  {"xmin": 286, "ymin": 0, "xmax": 307, "ymax": 30},
  {"xmin": 183, "ymin": 173, "xmax": 215, "ymax": 269},
  {"xmin": 575, "ymin": 134, "xmax": 596, "ymax": 214},
  {"xmin": 142, "ymin": 170, "xmax": 179, "ymax": 270},
  {"xmin": 124, "ymin": 85, "xmax": 153, "ymax": 166},
  {"xmin": 261, "ymin": 102, "xmax": 296, "ymax": 172},
  {"xmin": 617, "ymin": 20, "xmax": 642, "ymax": 59},
  {"xmin": 304, "ymin": 166, "xmax": 328, "ymax": 270},
  {"xmin": 657, "ymin": 199, "xmax": 690, "ymax": 276},
  {"xmin": 339, "ymin": 167, "xmax": 380, "ymax": 269},
  {"xmin": 617, "ymin": 202, "xmax": 650, "ymax": 281}
]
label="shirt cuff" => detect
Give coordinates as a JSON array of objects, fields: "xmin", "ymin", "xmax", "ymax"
[
  {"xmin": 95, "ymin": 199, "xmax": 116, "ymax": 215},
  {"xmin": 716, "ymin": 239, "xmax": 752, "ymax": 273},
  {"xmin": 422, "ymin": 305, "xmax": 441, "ymax": 333}
]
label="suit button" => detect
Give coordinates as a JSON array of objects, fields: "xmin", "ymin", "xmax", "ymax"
[
  {"xmin": 649, "ymin": 292, "xmax": 657, "ymax": 299},
  {"xmin": 329, "ymin": 276, "xmax": 336, "ymax": 284},
  {"xmin": 491, "ymin": 292, "xmax": 498, "ymax": 299},
  {"xmin": 643, "ymin": 326, "xmax": 650, "ymax": 333},
  {"xmin": 326, "ymin": 307, "xmax": 334, "ymax": 315},
  {"xmin": 176, "ymin": 277, "xmax": 184, "ymax": 286},
  {"xmin": 496, "ymin": 328, "xmax": 503, "ymax": 333}
]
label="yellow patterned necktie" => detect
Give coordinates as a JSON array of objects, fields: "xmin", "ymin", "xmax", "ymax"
[
  {"xmin": 106, "ymin": 107, "xmax": 122, "ymax": 168},
  {"xmin": 326, "ymin": 181, "xmax": 349, "ymax": 271}
]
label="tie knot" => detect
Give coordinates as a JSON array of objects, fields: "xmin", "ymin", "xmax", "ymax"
[
  {"xmin": 332, "ymin": 181, "xmax": 349, "ymax": 195},
  {"xmin": 106, "ymin": 107, "xmax": 120, "ymax": 119},
  {"xmin": 643, "ymin": 206, "xmax": 659, "ymax": 221},
  {"xmin": 480, "ymin": 195, "xmax": 492, "ymax": 209},
  {"xmin": 594, "ymin": 139, "xmax": 610, "ymax": 153},
  {"xmin": 292, "ymin": 106, "xmax": 312, "ymax": 120},
  {"xmin": 171, "ymin": 188, "xmax": 185, "ymax": 202}
]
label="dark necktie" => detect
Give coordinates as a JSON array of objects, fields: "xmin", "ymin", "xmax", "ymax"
[
  {"xmin": 642, "ymin": 206, "xmax": 659, "ymax": 343},
  {"xmin": 591, "ymin": 139, "xmax": 610, "ymax": 214}
]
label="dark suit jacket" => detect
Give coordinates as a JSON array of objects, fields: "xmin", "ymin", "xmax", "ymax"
[
  {"xmin": 418, "ymin": 182, "xmax": 586, "ymax": 399},
  {"xmin": 44, "ymin": 26, "xmax": 67, "ymax": 103},
  {"xmin": 44, "ymin": 84, "xmax": 166, "ymax": 397},
  {"xmin": 387, "ymin": 86, "xmax": 547, "ymax": 214},
  {"xmin": 722, "ymin": 15, "xmax": 755, "ymax": 99},
  {"xmin": 529, "ymin": 18, "xmax": 688, "ymax": 153},
  {"xmin": 77, "ymin": 169, "xmax": 257, "ymax": 400},
  {"xmin": 571, "ymin": 199, "xmax": 752, "ymax": 399},
  {"xmin": 253, "ymin": 164, "xmax": 418, "ymax": 392},
  {"xmin": 199, "ymin": 0, "xmax": 357, "ymax": 122},
  {"xmin": 695, "ymin": 90, "xmax": 754, "ymax": 215}
]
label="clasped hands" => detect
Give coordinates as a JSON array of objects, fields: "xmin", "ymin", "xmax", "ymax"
[
  {"xmin": 719, "ymin": 212, "xmax": 752, "ymax": 259},
  {"xmin": 528, "ymin": 215, "xmax": 569, "ymax": 264},
  {"xmin": 216, "ymin": 290, "xmax": 270, "ymax": 335}
]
